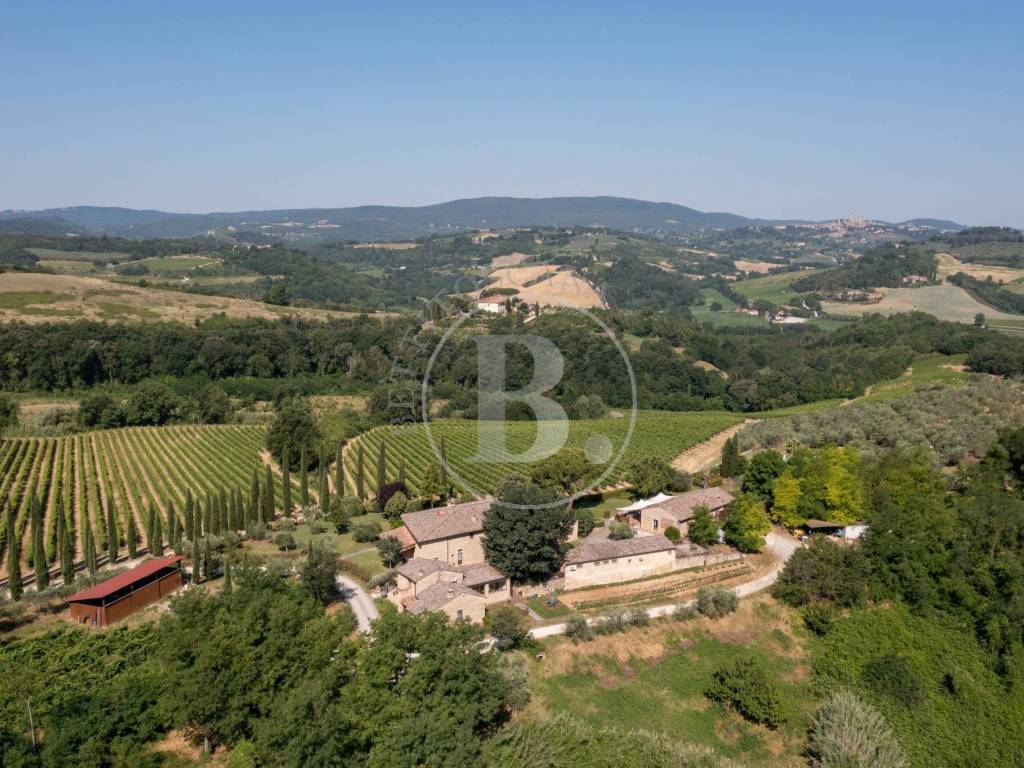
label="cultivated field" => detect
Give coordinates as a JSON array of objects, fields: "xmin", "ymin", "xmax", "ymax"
[
  {"xmin": 490, "ymin": 252, "xmax": 531, "ymax": 268},
  {"xmin": 0, "ymin": 425, "xmax": 297, "ymax": 579},
  {"xmin": 731, "ymin": 270, "xmax": 815, "ymax": 305},
  {"xmin": 483, "ymin": 265, "xmax": 605, "ymax": 309},
  {"xmin": 732, "ymin": 259, "xmax": 778, "ymax": 274},
  {"xmin": 0, "ymin": 273, "xmax": 371, "ymax": 324},
  {"xmin": 935, "ymin": 252, "xmax": 1024, "ymax": 282},
  {"xmin": 344, "ymin": 411, "xmax": 742, "ymax": 497},
  {"xmin": 821, "ymin": 282, "xmax": 1024, "ymax": 325}
]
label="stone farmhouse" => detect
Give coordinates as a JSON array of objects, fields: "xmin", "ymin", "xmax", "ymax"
[
  {"xmin": 619, "ymin": 487, "xmax": 734, "ymax": 536},
  {"xmin": 563, "ymin": 529, "xmax": 677, "ymax": 589},
  {"xmin": 388, "ymin": 499, "xmax": 492, "ymax": 566},
  {"xmin": 386, "ymin": 557, "xmax": 511, "ymax": 623}
]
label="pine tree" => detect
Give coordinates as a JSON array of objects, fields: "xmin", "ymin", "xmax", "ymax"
[
  {"xmin": 6, "ymin": 505, "xmax": 22, "ymax": 601},
  {"xmin": 106, "ymin": 502, "xmax": 118, "ymax": 565},
  {"xmin": 356, "ymin": 444, "xmax": 365, "ymax": 499},
  {"xmin": 264, "ymin": 465, "xmax": 275, "ymax": 522},
  {"xmin": 335, "ymin": 442, "xmax": 345, "ymax": 498},
  {"xmin": 59, "ymin": 512, "xmax": 74, "ymax": 585},
  {"xmin": 439, "ymin": 437, "xmax": 449, "ymax": 497},
  {"xmin": 31, "ymin": 494, "xmax": 48, "ymax": 591},
  {"xmin": 299, "ymin": 447, "xmax": 309, "ymax": 508},
  {"xmin": 282, "ymin": 450, "xmax": 292, "ymax": 517},
  {"xmin": 223, "ymin": 556, "xmax": 232, "ymax": 594},
  {"xmin": 126, "ymin": 513, "xmax": 138, "ymax": 559},
  {"xmin": 376, "ymin": 441, "xmax": 387, "ymax": 498}
]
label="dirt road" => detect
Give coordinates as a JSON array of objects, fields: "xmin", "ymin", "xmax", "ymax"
[{"xmin": 671, "ymin": 419, "xmax": 757, "ymax": 474}]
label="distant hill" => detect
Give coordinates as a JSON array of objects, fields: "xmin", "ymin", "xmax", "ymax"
[
  {"xmin": 1, "ymin": 197, "xmax": 797, "ymax": 240},
  {"xmin": 1, "ymin": 198, "xmax": 970, "ymax": 241}
]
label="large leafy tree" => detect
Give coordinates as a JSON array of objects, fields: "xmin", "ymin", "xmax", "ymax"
[
  {"xmin": 623, "ymin": 456, "xmax": 675, "ymax": 500},
  {"xmin": 742, "ymin": 450, "xmax": 785, "ymax": 500},
  {"xmin": 483, "ymin": 477, "xmax": 572, "ymax": 582},
  {"xmin": 266, "ymin": 398, "xmax": 320, "ymax": 471},
  {"xmin": 723, "ymin": 493, "xmax": 771, "ymax": 553},
  {"xmin": 529, "ymin": 448, "xmax": 596, "ymax": 513}
]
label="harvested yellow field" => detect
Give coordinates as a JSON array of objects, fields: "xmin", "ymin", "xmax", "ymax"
[
  {"xmin": 821, "ymin": 282, "xmax": 1022, "ymax": 325},
  {"xmin": 734, "ymin": 259, "xmax": 778, "ymax": 274},
  {"xmin": 351, "ymin": 241, "xmax": 417, "ymax": 250},
  {"xmin": 0, "ymin": 273, "xmax": 380, "ymax": 324},
  {"xmin": 483, "ymin": 265, "xmax": 604, "ymax": 309},
  {"xmin": 935, "ymin": 252, "xmax": 1024, "ymax": 282},
  {"xmin": 490, "ymin": 251, "xmax": 531, "ymax": 268}
]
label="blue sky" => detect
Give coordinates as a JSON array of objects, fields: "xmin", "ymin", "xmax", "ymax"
[{"xmin": 2, "ymin": 1, "xmax": 1021, "ymax": 224}]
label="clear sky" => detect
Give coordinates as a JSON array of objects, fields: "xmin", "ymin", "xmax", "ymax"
[{"xmin": 2, "ymin": 1, "xmax": 1021, "ymax": 224}]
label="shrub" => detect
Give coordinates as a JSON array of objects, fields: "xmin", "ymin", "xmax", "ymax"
[
  {"xmin": 802, "ymin": 602, "xmax": 837, "ymax": 636},
  {"xmin": 575, "ymin": 510, "xmax": 595, "ymax": 537},
  {"xmin": 246, "ymin": 522, "xmax": 267, "ymax": 541},
  {"xmin": 565, "ymin": 614, "xmax": 591, "ymax": 642},
  {"xmin": 862, "ymin": 654, "xmax": 924, "ymax": 707},
  {"xmin": 273, "ymin": 532, "xmax": 297, "ymax": 551},
  {"xmin": 377, "ymin": 481, "xmax": 409, "ymax": 513},
  {"xmin": 696, "ymin": 586, "xmax": 738, "ymax": 619},
  {"xmin": 607, "ymin": 522, "xmax": 634, "ymax": 540},
  {"xmin": 669, "ymin": 469, "xmax": 692, "ymax": 492},
  {"xmin": 626, "ymin": 607, "xmax": 649, "ymax": 627},
  {"xmin": 809, "ymin": 690, "xmax": 908, "ymax": 768},
  {"xmin": 705, "ymin": 657, "xmax": 783, "ymax": 728},
  {"xmin": 688, "ymin": 505, "xmax": 718, "ymax": 547},
  {"xmin": 308, "ymin": 519, "xmax": 326, "ymax": 535},
  {"xmin": 664, "ymin": 525, "xmax": 681, "ymax": 543},
  {"xmin": 673, "ymin": 604, "xmax": 698, "ymax": 621},
  {"xmin": 489, "ymin": 604, "xmax": 529, "ymax": 650},
  {"xmin": 0, "ymin": 394, "xmax": 18, "ymax": 431},
  {"xmin": 352, "ymin": 521, "xmax": 382, "ymax": 543},
  {"xmin": 383, "ymin": 491, "xmax": 409, "ymax": 519}
]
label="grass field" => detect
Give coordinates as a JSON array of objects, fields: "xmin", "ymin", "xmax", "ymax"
[
  {"xmin": 483, "ymin": 265, "xmax": 604, "ymax": 309},
  {"xmin": 858, "ymin": 353, "xmax": 972, "ymax": 403},
  {"xmin": 129, "ymin": 254, "xmax": 218, "ymax": 274},
  {"xmin": 528, "ymin": 597, "xmax": 816, "ymax": 767},
  {"xmin": 731, "ymin": 270, "xmax": 812, "ymax": 305},
  {"xmin": 935, "ymin": 252, "xmax": 1024, "ymax": 282},
  {"xmin": 0, "ymin": 273, "xmax": 374, "ymax": 324},
  {"xmin": 344, "ymin": 411, "xmax": 742, "ymax": 497},
  {"xmin": 0, "ymin": 424, "xmax": 305, "ymax": 580}
]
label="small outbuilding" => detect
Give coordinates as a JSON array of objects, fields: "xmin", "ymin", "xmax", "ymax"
[{"xmin": 68, "ymin": 555, "xmax": 186, "ymax": 628}]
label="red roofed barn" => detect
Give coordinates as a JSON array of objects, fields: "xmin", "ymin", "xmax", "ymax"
[{"xmin": 68, "ymin": 555, "xmax": 186, "ymax": 627}]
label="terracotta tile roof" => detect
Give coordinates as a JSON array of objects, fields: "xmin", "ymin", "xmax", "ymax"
[
  {"xmin": 565, "ymin": 533, "xmax": 676, "ymax": 565},
  {"xmin": 67, "ymin": 556, "xmax": 185, "ymax": 602},
  {"xmin": 451, "ymin": 562, "xmax": 506, "ymax": 587},
  {"xmin": 400, "ymin": 499, "xmax": 492, "ymax": 544},
  {"xmin": 405, "ymin": 582, "xmax": 483, "ymax": 614},
  {"xmin": 382, "ymin": 525, "xmax": 416, "ymax": 551},
  {"xmin": 646, "ymin": 487, "xmax": 734, "ymax": 523},
  {"xmin": 395, "ymin": 558, "xmax": 446, "ymax": 582}
]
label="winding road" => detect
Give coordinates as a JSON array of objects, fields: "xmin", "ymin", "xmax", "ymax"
[
  {"xmin": 529, "ymin": 530, "xmax": 799, "ymax": 640},
  {"xmin": 336, "ymin": 574, "xmax": 380, "ymax": 633}
]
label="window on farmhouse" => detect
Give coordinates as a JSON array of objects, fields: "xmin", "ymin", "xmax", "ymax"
[{"xmin": 457, "ymin": 549, "xmax": 463, "ymax": 564}]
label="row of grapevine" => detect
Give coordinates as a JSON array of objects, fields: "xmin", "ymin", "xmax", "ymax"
[
  {"xmin": 0, "ymin": 424, "xmax": 306, "ymax": 581},
  {"xmin": 344, "ymin": 411, "xmax": 742, "ymax": 498}
]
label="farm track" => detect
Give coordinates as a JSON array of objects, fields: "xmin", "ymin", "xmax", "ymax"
[{"xmin": 670, "ymin": 420, "xmax": 757, "ymax": 474}]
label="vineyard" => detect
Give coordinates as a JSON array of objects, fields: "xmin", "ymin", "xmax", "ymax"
[
  {"xmin": 0, "ymin": 424, "xmax": 290, "ymax": 580},
  {"xmin": 344, "ymin": 411, "xmax": 742, "ymax": 497}
]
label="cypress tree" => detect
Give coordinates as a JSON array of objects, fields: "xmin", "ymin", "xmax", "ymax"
[
  {"xmin": 167, "ymin": 500, "xmax": 179, "ymax": 549},
  {"xmin": 126, "ymin": 513, "xmax": 138, "ymax": 559},
  {"xmin": 50, "ymin": 484, "xmax": 65, "ymax": 562},
  {"xmin": 7, "ymin": 505, "xmax": 22, "ymax": 601},
  {"xmin": 335, "ymin": 442, "xmax": 345, "ymax": 498},
  {"xmin": 264, "ymin": 465, "xmax": 275, "ymax": 521},
  {"xmin": 31, "ymin": 494, "xmax": 48, "ymax": 591},
  {"xmin": 202, "ymin": 536, "xmax": 213, "ymax": 581},
  {"xmin": 356, "ymin": 444, "xmax": 365, "ymax": 499},
  {"xmin": 439, "ymin": 437, "xmax": 449, "ymax": 497},
  {"xmin": 319, "ymin": 467, "xmax": 330, "ymax": 514},
  {"xmin": 219, "ymin": 488, "xmax": 229, "ymax": 532},
  {"xmin": 83, "ymin": 516, "xmax": 97, "ymax": 577},
  {"xmin": 59, "ymin": 512, "xmax": 74, "ymax": 585},
  {"xmin": 376, "ymin": 441, "xmax": 387, "ymax": 498},
  {"xmin": 146, "ymin": 502, "xmax": 157, "ymax": 552},
  {"xmin": 152, "ymin": 511, "xmax": 164, "ymax": 557},
  {"xmin": 223, "ymin": 556, "xmax": 232, "ymax": 594},
  {"xmin": 183, "ymin": 488, "xmax": 194, "ymax": 536},
  {"xmin": 299, "ymin": 447, "xmax": 309, "ymax": 508},
  {"xmin": 106, "ymin": 502, "xmax": 118, "ymax": 565},
  {"xmin": 282, "ymin": 450, "xmax": 292, "ymax": 517},
  {"xmin": 398, "ymin": 458, "xmax": 406, "ymax": 487}
]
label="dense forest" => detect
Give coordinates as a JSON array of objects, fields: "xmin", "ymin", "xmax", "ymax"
[
  {"xmin": 791, "ymin": 245, "xmax": 938, "ymax": 293},
  {"xmin": 1, "ymin": 311, "xmax": 1020, "ymax": 414}
]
